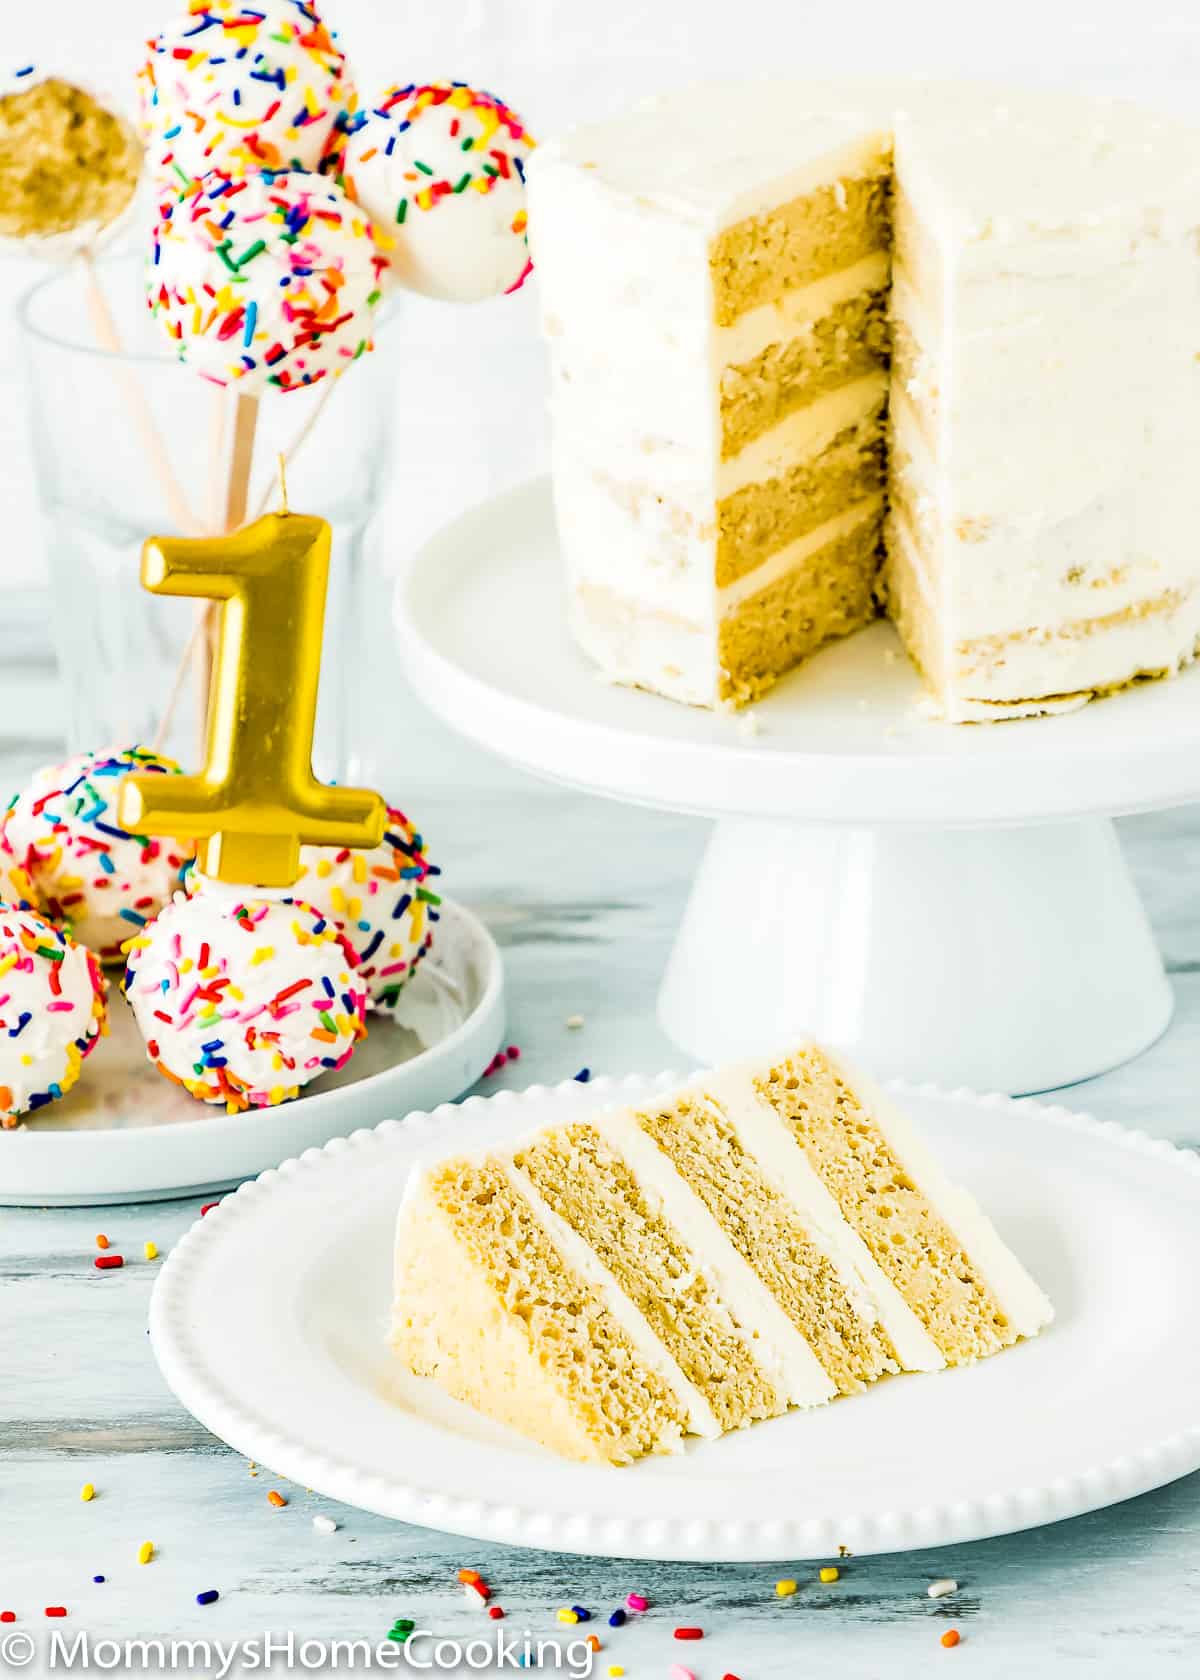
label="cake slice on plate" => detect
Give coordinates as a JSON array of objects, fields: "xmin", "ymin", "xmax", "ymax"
[{"xmin": 391, "ymin": 1044, "xmax": 1053, "ymax": 1465}]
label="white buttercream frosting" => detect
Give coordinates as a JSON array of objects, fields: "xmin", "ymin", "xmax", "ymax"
[{"xmin": 531, "ymin": 79, "xmax": 1200, "ymax": 717}]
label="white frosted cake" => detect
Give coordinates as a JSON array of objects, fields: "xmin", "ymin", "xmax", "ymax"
[{"xmin": 527, "ymin": 82, "xmax": 1200, "ymax": 720}]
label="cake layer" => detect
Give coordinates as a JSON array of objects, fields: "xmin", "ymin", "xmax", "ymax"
[
  {"xmin": 711, "ymin": 162, "xmax": 892, "ymax": 326},
  {"xmin": 393, "ymin": 1159, "xmax": 687, "ymax": 1464},
  {"xmin": 512, "ymin": 1124, "xmax": 786, "ymax": 1432},
  {"xmin": 755, "ymin": 1049, "xmax": 1040, "ymax": 1360},
  {"xmin": 718, "ymin": 507, "xmax": 883, "ymax": 705},
  {"xmin": 718, "ymin": 402, "xmax": 886, "ymax": 587},
  {"xmin": 391, "ymin": 1040, "xmax": 1054, "ymax": 1464},
  {"xmin": 630, "ymin": 1092, "xmax": 898, "ymax": 1395},
  {"xmin": 721, "ymin": 284, "xmax": 890, "ymax": 459}
]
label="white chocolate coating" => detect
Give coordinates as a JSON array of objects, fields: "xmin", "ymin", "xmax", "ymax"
[
  {"xmin": 138, "ymin": 0, "xmax": 355, "ymax": 192},
  {"xmin": 342, "ymin": 82, "xmax": 533, "ymax": 302},
  {"xmin": 291, "ymin": 805, "xmax": 441, "ymax": 1017},
  {"xmin": 0, "ymin": 749, "xmax": 192, "ymax": 964},
  {"xmin": 149, "ymin": 168, "xmax": 388, "ymax": 394},
  {"xmin": 123, "ymin": 887, "xmax": 367, "ymax": 1111},
  {"xmin": 0, "ymin": 905, "xmax": 108, "ymax": 1128}
]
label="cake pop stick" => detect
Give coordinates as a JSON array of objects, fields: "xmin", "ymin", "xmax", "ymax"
[
  {"xmin": 81, "ymin": 250, "xmax": 203, "ymax": 537},
  {"xmin": 0, "ymin": 65, "xmax": 204, "ymax": 535}
]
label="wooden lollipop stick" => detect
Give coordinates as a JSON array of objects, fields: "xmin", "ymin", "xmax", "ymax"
[
  {"xmin": 80, "ymin": 250, "xmax": 203, "ymax": 538},
  {"xmin": 224, "ymin": 392, "xmax": 261, "ymax": 531}
]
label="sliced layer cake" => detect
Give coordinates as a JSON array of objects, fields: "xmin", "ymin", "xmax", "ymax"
[
  {"xmin": 392, "ymin": 1044, "xmax": 1052, "ymax": 1464},
  {"xmin": 529, "ymin": 82, "xmax": 1200, "ymax": 719}
]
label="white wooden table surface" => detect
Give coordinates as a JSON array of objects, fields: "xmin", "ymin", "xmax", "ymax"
[{"xmin": 2, "ymin": 700, "xmax": 1199, "ymax": 1680}]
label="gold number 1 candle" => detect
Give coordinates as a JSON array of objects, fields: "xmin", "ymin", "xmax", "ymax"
[{"xmin": 118, "ymin": 511, "xmax": 385, "ymax": 887}]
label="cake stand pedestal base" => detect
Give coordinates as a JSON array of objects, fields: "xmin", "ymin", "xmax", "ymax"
[
  {"xmin": 659, "ymin": 816, "xmax": 1171, "ymax": 1093},
  {"xmin": 396, "ymin": 479, "xmax": 1200, "ymax": 1096}
]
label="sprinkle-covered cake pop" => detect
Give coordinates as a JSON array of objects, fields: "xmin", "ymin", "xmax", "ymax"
[
  {"xmin": 0, "ymin": 904, "xmax": 108, "ymax": 1129},
  {"xmin": 137, "ymin": 0, "xmax": 356, "ymax": 193},
  {"xmin": 123, "ymin": 888, "xmax": 367, "ymax": 1111},
  {"xmin": 289, "ymin": 806, "xmax": 440, "ymax": 1016},
  {"xmin": 149, "ymin": 168, "xmax": 388, "ymax": 393},
  {"xmin": 342, "ymin": 82, "xmax": 534, "ymax": 302},
  {"xmin": 1, "ymin": 749, "xmax": 192, "ymax": 964},
  {"xmin": 0, "ymin": 65, "xmax": 142, "ymax": 255}
]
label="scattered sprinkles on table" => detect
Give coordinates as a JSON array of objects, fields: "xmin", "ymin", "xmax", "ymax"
[
  {"xmin": 122, "ymin": 889, "xmax": 367, "ymax": 1112},
  {"xmin": 0, "ymin": 905, "xmax": 107, "ymax": 1130},
  {"xmin": 342, "ymin": 81, "xmax": 535, "ymax": 301},
  {"xmin": 137, "ymin": 0, "xmax": 357, "ymax": 193},
  {"xmin": 482, "ymin": 1044, "xmax": 521, "ymax": 1078},
  {"xmin": 1, "ymin": 747, "xmax": 192, "ymax": 963},
  {"xmin": 283, "ymin": 805, "xmax": 440, "ymax": 1016},
  {"xmin": 149, "ymin": 167, "xmax": 388, "ymax": 395}
]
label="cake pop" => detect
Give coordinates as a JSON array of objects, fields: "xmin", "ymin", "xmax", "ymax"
[
  {"xmin": 0, "ymin": 904, "xmax": 108, "ymax": 1129},
  {"xmin": 123, "ymin": 887, "xmax": 367, "ymax": 1111},
  {"xmin": 149, "ymin": 167, "xmax": 388, "ymax": 393},
  {"xmin": 1, "ymin": 749, "xmax": 193, "ymax": 964},
  {"xmin": 138, "ymin": 0, "xmax": 355, "ymax": 194},
  {"xmin": 191, "ymin": 805, "xmax": 441, "ymax": 1016},
  {"xmin": 0, "ymin": 65, "xmax": 142, "ymax": 257},
  {"xmin": 341, "ymin": 82, "xmax": 534, "ymax": 302}
]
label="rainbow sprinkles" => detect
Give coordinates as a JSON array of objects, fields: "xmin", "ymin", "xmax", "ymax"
[
  {"xmin": 150, "ymin": 168, "xmax": 388, "ymax": 393},
  {"xmin": 0, "ymin": 906, "xmax": 108, "ymax": 1129},
  {"xmin": 123, "ymin": 890, "xmax": 367, "ymax": 1111},
  {"xmin": 343, "ymin": 81, "xmax": 535, "ymax": 301}
]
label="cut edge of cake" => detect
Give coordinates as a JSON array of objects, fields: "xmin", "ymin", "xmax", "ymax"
[
  {"xmin": 529, "ymin": 82, "xmax": 1200, "ymax": 722},
  {"xmin": 391, "ymin": 1041, "xmax": 1053, "ymax": 1466}
]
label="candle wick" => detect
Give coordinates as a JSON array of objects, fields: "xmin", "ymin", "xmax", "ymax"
[{"xmin": 277, "ymin": 452, "xmax": 289, "ymax": 517}]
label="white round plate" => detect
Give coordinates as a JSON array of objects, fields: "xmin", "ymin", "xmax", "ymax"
[
  {"xmin": 395, "ymin": 478, "xmax": 1200, "ymax": 827},
  {"xmin": 151, "ymin": 1074, "xmax": 1200, "ymax": 1562},
  {"xmin": 0, "ymin": 899, "xmax": 504, "ymax": 1208}
]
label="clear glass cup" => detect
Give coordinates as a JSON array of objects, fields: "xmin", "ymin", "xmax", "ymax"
[{"xmin": 17, "ymin": 251, "xmax": 396, "ymax": 781}]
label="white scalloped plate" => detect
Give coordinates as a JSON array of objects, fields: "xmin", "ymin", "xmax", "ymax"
[{"xmin": 150, "ymin": 1075, "xmax": 1200, "ymax": 1562}]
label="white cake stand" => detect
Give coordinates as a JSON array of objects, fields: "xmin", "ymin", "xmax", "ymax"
[{"xmin": 395, "ymin": 479, "xmax": 1200, "ymax": 1094}]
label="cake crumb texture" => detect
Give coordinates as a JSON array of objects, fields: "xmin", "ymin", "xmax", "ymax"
[
  {"xmin": 631, "ymin": 1094, "xmax": 900, "ymax": 1395},
  {"xmin": 756, "ymin": 1050, "xmax": 1016, "ymax": 1363},
  {"xmin": 393, "ymin": 1157, "xmax": 688, "ymax": 1464},
  {"xmin": 514, "ymin": 1124, "xmax": 784, "ymax": 1430},
  {"xmin": 0, "ymin": 78, "xmax": 141, "ymax": 240}
]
